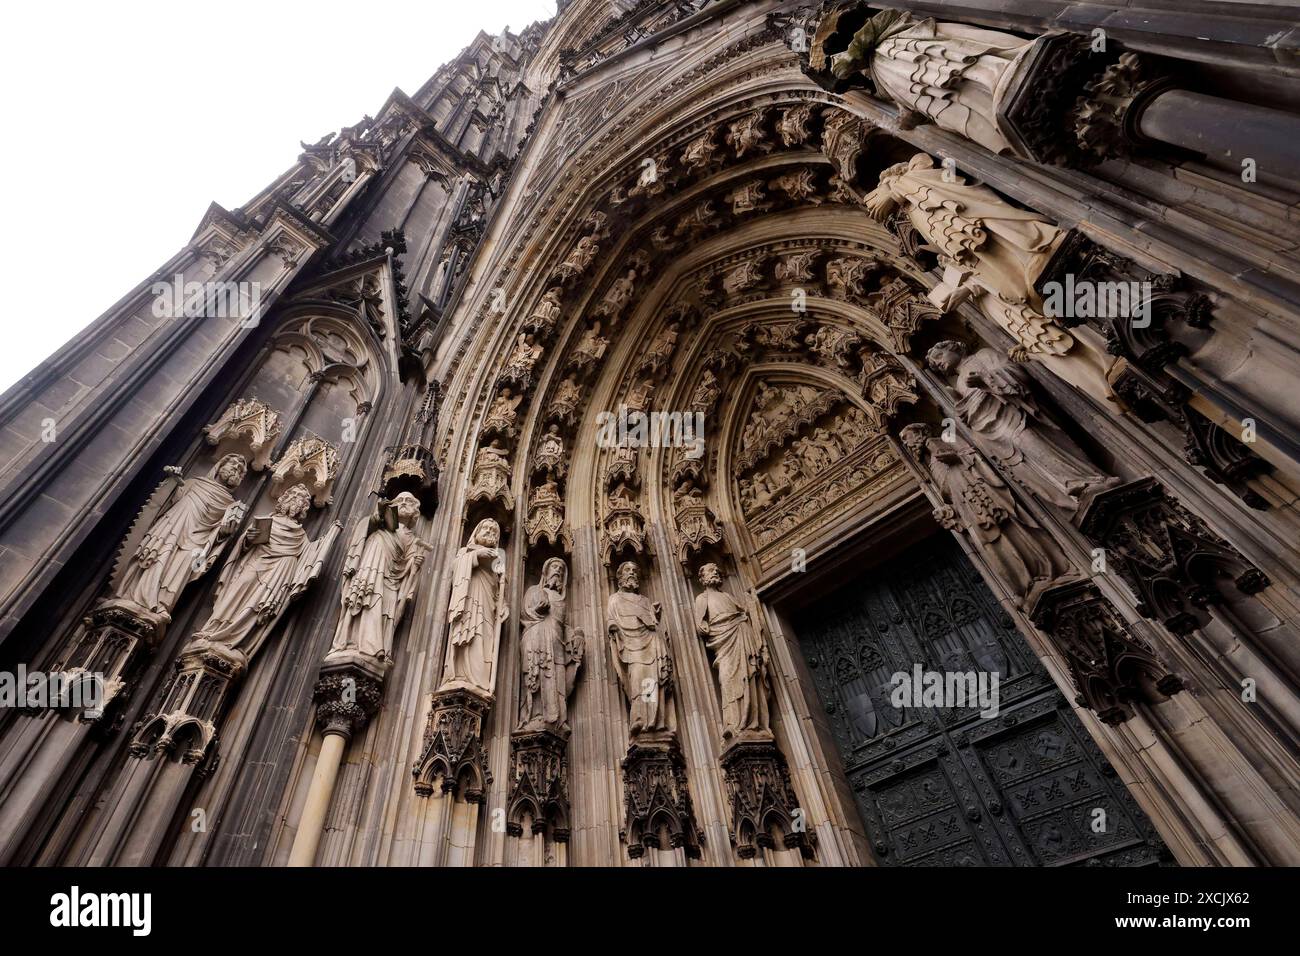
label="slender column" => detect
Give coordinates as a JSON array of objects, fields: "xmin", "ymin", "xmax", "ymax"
[
  {"xmin": 288, "ymin": 734, "xmax": 347, "ymax": 867},
  {"xmin": 287, "ymin": 661, "xmax": 382, "ymax": 867},
  {"xmin": 1136, "ymin": 90, "xmax": 1300, "ymax": 176}
]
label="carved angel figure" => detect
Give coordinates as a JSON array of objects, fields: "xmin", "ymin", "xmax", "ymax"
[
  {"xmin": 570, "ymin": 322, "xmax": 608, "ymax": 369},
  {"xmin": 689, "ymin": 369, "xmax": 720, "ymax": 415},
  {"xmin": 640, "ymin": 322, "xmax": 680, "ymax": 375},
  {"xmin": 598, "ymin": 269, "xmax": 638, "ymax": 319},
  {"xmin": 554, "ymin": 235, "xmax": 599, "ymax": 282},
  {"xmin": 526, "ymin": 287, "xmax": 564, "ymax": 335},
  {"xmin": 547, "ymin": 374, "xmax": 583, "ymax": 423},
  {"xmin": 501, "ymin": 333, "xmax": 543, "ymax": 389},
  {"xmin": 484, "ymin": 388, "xmax": 523, "ymax": 436}
]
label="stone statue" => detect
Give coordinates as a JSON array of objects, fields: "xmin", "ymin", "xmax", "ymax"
[
  {"xmin": 113, "ymin": 453, "xmax": 249, "ymax": 620},
  {"xmin": 554, "ymin": 235, "xmax": 599, "ymax": 283},
  {"xmin": 501, "ymin": 333, "xmax": 543, "ymax": 390},
  {"xmin": 625, "ymin": 378, "xmax": 656, "ymax": 413},
  {"xmin": 689, "ymin": 369, "xmax": 720, "ymax": 415},
  {"xmin": 517, "ymin": 558, "xmax": 584, "ymax": 734},
  {"xmin": 606, "ymin": 561, "xmax": 673, "ymax": 737},
  {"xmin": 863, "ymin": 153, "xmax": 1112, "ymax": 402},
  {"xmin": 598, "ymin": 269, "xmax": 638, "ymax": 319},
  {"xmin": 526, "ymin": 286, "xmax": 564, "ymax": 335},
  {"xmin": 694, "ymin": 563, "xmax": 771, "ymax": 740},
  {"xmin": 326, "ymin": 492, "xmax": 430, "ymax": 667},
  {"xmin": 926, "ymin": 340, "xmax": 1113, "ymax": 510},
  {"xmin": 484, "ymin": 388, "xmax": 522, "ymax": 436},
  {"xmin": 829, "ymin": 9, "xmax": 1032, "ymax": 155},
  {"xmin": 570, "ymin": 322, "xmax": 608, "ymax": 370},
  {"xmin": 547, "ymin": 374, "xmax": 582, "ymax": 423},
  {"xmin": 187, "ymin": 483, "xmax": 340, "ymax": 659},
  {"xmin": 640, "ymin": 321, "xmax": 680, "ymax": 375},
  {"xmin": 439, "ymin": 518, "xmax": 508, "ymax": 697},
  {"xmin": 901, "ymin": 424, "xmax": 1070, "ymax": 603}
]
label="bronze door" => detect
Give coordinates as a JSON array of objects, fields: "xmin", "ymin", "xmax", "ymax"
[{"xmin": 798, "ymin": 534, "xmax": 1168, "ymax": 866}]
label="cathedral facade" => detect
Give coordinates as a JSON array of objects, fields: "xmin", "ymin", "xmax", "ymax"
[{"xmin": 2, "ymin": 0, "xmax": 1300, "ymax": 867}]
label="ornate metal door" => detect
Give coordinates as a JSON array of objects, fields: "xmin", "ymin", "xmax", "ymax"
[{"xmin": 798, "ymin": 534, "xmax": 1168, "ymax": 866}]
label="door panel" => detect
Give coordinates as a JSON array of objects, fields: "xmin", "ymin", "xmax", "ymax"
[{"xmin": 798, "ymin": 533, "xmax": 1168, "ymax": 866}]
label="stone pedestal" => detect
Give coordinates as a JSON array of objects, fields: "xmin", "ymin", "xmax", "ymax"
[
  {"xmin": 1029, "ymin": 578, "xmax": 1183, "ymax": 726},
  {"xmin": 0, "ymin": 600, "xmax": 165, "ymax": 863},
  {"xmin": 506, "ymin": 730, "xmax": 571, "ymax": 841},
  {"xmin": 412, "ymin": 687, "xmax": 492, "ymax": 799},
  {"xmin": 55, "ymin": 599, "xmax": 168, "ymax": 727},
  {"xmin": 620, "ymin": 735, "xmax": 701, "ymax": 860},
  {"xmin": 720, "ymin": 737, "xmax": 814, "ymax": 860},
  {"xmin": 81, "ymin": 641, "xmax": 245, "ymax": 866},
  {"xmin": 129, "ymin": 641, "xmax": 247, "ymax": 765},
  {"xmin": 313, "ymin": 655, "xmax": 385, "ymax": 738},
  {"xmin": 287, "ymin": 655, "xmax": 385, "ymax": 866}
]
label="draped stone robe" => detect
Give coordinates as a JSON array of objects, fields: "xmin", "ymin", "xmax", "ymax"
[
  {"xmin": 190, "ymin": 514, "xmax": 328, "ymax": 659},
  {"xmin": 330, "ymin": 522, "xmax": 427, "ymax": 662},
  {"xmin": 858, "ymin": 14, "xmax": 1032, "ymax": 155},
  {"xmin": 694, "ymin": 587, "xmax": 770, "ymax": 737},
  {"xmin": 116, "ymin": 475, "xmax": 241, "ymax": 618},
  {"xmin": 925, "ymin": 437, "xmax": 1069, "ymax": 599},
  {"xmin": 517, "ymin": 583, "xmax": 581, "ymax": 733},
  {"xmin": 607, "ymin": 590, "xmax": 673, "ymax": 735},
  {"xmin": 952, "ymin": 347, "xmax": 1110, "ymax": 509},
  {"xmin": 441, "ymin": 543, "xmax": 503, "ymax": 696}
]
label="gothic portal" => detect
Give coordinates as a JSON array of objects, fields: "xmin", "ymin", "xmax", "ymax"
[{"xmin": 2, "ymin": 0, "xmax": 1300, "ymax": 868}]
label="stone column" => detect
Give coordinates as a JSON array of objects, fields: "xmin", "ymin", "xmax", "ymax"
[
  {"xmin": 82, "ymin": 642, "xmax": 245, "ymax": 866},
  {"xmin": 999, "ymin": 37, "xmax": 1300, "ymax": 178},
  {"xmin": 287, "ymin": 659, "xmax": 383, "ymax": 867},
  {"xmin": 0, "ymin": 601, "xmax": 164, "ymax": 864}
]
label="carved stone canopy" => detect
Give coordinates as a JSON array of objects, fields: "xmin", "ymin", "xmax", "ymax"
[
  {"xmin": 270, "ymin": 436, "xmax": 341, "ymax": 507},
  {"xmin": 1030, "ymin": 579, "xmax": 1183, "ymax": 725},
  {"xmin": 204, "ymin": 397, "xmax": 283, "ymax": 472},
  {"xmin": 1077, "ymin": 477, "xmax": 1270, "ymax": 635}
]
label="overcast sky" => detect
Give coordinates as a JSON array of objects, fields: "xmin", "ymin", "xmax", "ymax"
[{"xmin": 0, "ymin": 0, "xmax": 556, "ymax": 391}]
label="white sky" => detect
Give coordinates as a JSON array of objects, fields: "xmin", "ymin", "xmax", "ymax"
[{"xmin": 0, "ymin": 0, "xmax": 557, "ymax": 391}]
